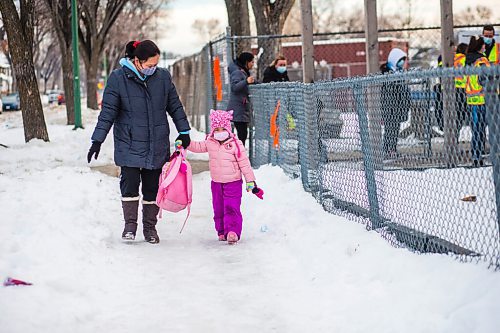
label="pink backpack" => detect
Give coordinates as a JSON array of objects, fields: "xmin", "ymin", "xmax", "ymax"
[{"xmin": 156, "ymin": 148, "xmax": 192, "ymax": 233}]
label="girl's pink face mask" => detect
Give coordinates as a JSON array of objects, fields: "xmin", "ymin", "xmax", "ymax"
[{"xmin": 214, "ymin": 130, "xmax": 230, "ymax": 141}]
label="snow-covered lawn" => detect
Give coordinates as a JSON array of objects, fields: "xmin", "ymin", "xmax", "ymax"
[{"xmin": 1, "ymin": 107, "xmax": 499, "ymax": 332}]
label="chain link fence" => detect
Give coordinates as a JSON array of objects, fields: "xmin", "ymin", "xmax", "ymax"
[
  {"xmin": 171, "ymin": 24, "xmax": 498, "ymax": 131},
  {"xmin": 249, "ymin": 65, "xmax": 500, "ymax": 268},
  {"xmin": 170, "ymin": 25, "xmax": 500, "ymax": 268}
]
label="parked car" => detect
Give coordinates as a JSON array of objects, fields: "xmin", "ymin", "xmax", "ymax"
[
  {"xmin": 2, "ymin": 93, "xmax": 20, "ymax": 111},
  {"xmin": 47, "ymin": 90, "xmax": 65, "ymax": 105},
  {"xmin": 57, "ymin": 92, "xmax": 65, "ymax": 105},
  {"xmin": 0, "ymin": 97, "xmax": 3, "ymax": 114}
]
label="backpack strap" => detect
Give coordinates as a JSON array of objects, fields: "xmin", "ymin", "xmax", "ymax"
[
  {"xmin": 179, "ymin": 203, "xmax": 191, "ymax": 234},
  {"xmin": 159, "ymin": 152, "xmax": 182, "ymax": 189}
]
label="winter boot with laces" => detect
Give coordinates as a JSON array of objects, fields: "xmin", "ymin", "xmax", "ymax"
[
  {"xmin": 121, "ymin": 198, "xmax": 139, "ymax": 241},
  {"xmin": 143, "ymin": 201, "xmax": 160, "ymax": 244}
]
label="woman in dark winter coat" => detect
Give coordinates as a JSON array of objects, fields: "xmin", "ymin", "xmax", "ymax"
[
  {"xmin": 380, "ymin": 48, "xmax": 412, "ymax": 157},
  {"xmin": 226, "ymin": 52, "xmax": 255, "ymax": 146},
  {"xmin": 262, "ymin": 55, "xmax": 290, "ymax": 83},
  {"xmin": 87, "ymin": 40, "xmax": 191, "ymax": 244}
]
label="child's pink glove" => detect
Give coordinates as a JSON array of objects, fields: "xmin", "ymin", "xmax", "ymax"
[
  {"xmin": 252, "ymin": 186, "xmax": 264, "ymax": 200},
  {"xmin": 246, "ymin": 181, "xmax": 264, "ymax": 200}
]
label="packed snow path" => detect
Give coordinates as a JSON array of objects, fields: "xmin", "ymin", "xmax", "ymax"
[{"xmin": 1, "ymin": 108, "xmax": 499, "ymax": 332}]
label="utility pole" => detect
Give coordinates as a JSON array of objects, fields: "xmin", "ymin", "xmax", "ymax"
[
  {"xmin": 300, "ymin": 0, "xmax": 314, "ymax": 83},
  {"xmin": 440, "ymin": 0, "xmax": 457, "ymax": 166},
  {"xmin": 72, "ymin": 0, "xmax": 83, "ymax": 129},
  {"xmin": 364, "ymin": 0, "xmax": 379, "ymax": 74},
  {"xmin": 364, "ymin": 0, "xmax": 383, "ymax": 168}
]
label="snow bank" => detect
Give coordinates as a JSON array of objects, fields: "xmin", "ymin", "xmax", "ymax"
[{"xmin": 0, "ymin": 107, "xmax": 499, "ymax": 332}]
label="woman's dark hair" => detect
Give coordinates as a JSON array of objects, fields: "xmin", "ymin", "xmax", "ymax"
[
  {"xmin": 125, "ymin": 40, "xmax": 160, "ymax": 61},
  {"xmin": 456, "ymin": 43, "xmax": 468, "ymax": 54},
  {"xmin": 236, "ymin": 52, "xmax": 254, "ymax": 74},
  {"xmin": 468, "ymin": 36, "xmax": 484, "ymax": 53}
]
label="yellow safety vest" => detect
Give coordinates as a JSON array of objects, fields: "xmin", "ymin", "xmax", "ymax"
[
  {"xmin": 465, "ymin": 56, "xmax": 491, "ymax": 105},
  {"xmin": 454, "ymin": 53, "xmax": 466, "ymax": 88},
  {"xmin": 486, "ymin": 43, "xmax": 499, "ymax": 65}
]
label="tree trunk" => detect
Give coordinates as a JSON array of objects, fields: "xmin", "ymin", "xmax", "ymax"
[
  {"xmin": 225, "ymin": 0, "xmax": 251, "ymax": 55},
  {"xmin": 44, "ymin": 0, "xmax": 75, "ymax": 125},
  {"xmin": 60, "ymin": 50, "xmax": 75, "ymax": 124},
  {"xmin": 0, "ymin": 0, "xmax": 49, "ymax": 142},
  {"xmin": 249, "ymin": 0, "xmax": 295, "ymax": 80},
  {"xmin": 85, "ymin": 52, "xmax": 99, "ymax": 110}
]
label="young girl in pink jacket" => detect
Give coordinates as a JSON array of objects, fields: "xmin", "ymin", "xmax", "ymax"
[{"xmin": 187, "ymin": 109, "xmax": 260, "ymax": 244}]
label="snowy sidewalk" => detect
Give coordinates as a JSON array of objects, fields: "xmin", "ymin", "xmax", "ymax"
[{"xmin": 1, "ymin": 108, "xmax": 500, "ymax": 333}]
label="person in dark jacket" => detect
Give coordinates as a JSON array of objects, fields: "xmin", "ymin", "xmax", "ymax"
[
  {"xmin": 262, "ymin": 55, "xmax": 290, "ymax": 83},
  {"xmin": 87, "ymin": 40, "xmax": 191, "ymax": 244},
  {"xmin": 226, "ymin": 52, "xmax": 255, "ymax": 146},
  {"xmin": 380, "ymin": 48, "xmax": 412, "ymax": 157}
]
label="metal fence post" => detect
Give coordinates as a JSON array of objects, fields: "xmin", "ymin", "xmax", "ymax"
[
  {"xmin": 298, "ymin": 84, "xmax": 319, "ymax": 192},
  {"xmin": 220, "ymin": 27, "xmax": 233, "ymax": 111},
  {"xmin": 353, "ymin": 83, "xmax": 382, "ymax": 229},
  {"xmin": 205, "ymin": 44, "xmax": 213, "ymax": 133},
  {"xmin": 484, "ymin": 68, "xmax": 500, "ymax": 266}
]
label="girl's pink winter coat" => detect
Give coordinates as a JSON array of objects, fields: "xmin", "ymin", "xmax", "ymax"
[{"xmin": 187, "ymin": 137, "xmax": 256, "ymax": 184}]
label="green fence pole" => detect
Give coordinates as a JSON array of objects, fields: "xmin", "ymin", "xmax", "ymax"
[{"xmin": 72, "ymin": 0, "xmax": 83, "ymax": 129}]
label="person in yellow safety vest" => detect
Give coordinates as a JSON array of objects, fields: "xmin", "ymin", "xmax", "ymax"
[
  {"xmin": 482, "ymin": 25, "xmax": 499, "ymax": 65},
  {"xmin": 465, "ymin": 36, "xmax": 491, "ymax": 167},
  {"xmin": 434, "ymin": 43, "xmax": 468, "ymax": 140},
  {"xmin": 454, "ymin": 43, "xmax": 468, "ymax": 141}
]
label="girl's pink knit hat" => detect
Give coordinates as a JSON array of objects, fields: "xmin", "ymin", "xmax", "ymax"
[
  {"xmin": 210, "ymin": 109, "xmax": 233, "ymax": 135},
  {"xmin": 209, "ymin": 109, "xmax": 241, "ymax": 157}
]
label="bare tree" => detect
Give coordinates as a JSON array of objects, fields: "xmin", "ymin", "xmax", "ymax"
[
  {"xmin": 249, "ymin": 0, "xmax": 295, "ymax": 79},
  {"xmin": 0, "ymin": 17, "xmax": 15, "ymax": 92},
  {"xmin": 33, "ymin": 0, "xmax": 61, "ymax": 94},
  {"xmin": 192, "ymin": 18, "xmax": 222, "ymax": 41},
  {"xmin": 224, "ymin": 0, "xmax": 251, "ymax": 54},
  {"xmin": 103, "ymin": 1, "xmax": 168, "ymax": 75},
  {"xmin": 78, "ymin": 0, "xmax": 128, "ymax": 110},
  {"xmin": 455, "ymin": 6, "xmax": 493, "ymax": 25},
  {"xmin": 38, "ymin": 44, "xmax": 61, "ymax": 93},
  {"xmin": 0, "ymin": 0, "xmax": 49, "ymax": 142},
  {"xmin": 43, "ymin": 0, "xmax": 77, "ymax": 125}
]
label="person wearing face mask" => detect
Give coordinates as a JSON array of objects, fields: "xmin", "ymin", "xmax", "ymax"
[
  {"xmin": 482, "ymin": 25, "xmax": 499, "ymax": 65},
  {"xmin": 227, "ymin": 52, "xmax": 256, "ymax": 146},
  {"xmin": 87, "ymin": 40, "xmax": 191, "ymax": 244},
  {"xmin": 262, "ymin": 55, "xmax": 290, "ymax": 83},
  {"xmin": 465, "ymin": 35, "xmax": 491, "ymax": 167},
  {"xmin": 379, "ymin": 48, "xmax": 412, "ymax": 157},
  {"xmin": 187, "ymin": 110, "xmax": 262, "ymax": 244}
]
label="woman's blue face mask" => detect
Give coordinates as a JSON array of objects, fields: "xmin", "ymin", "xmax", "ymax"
[
  {"xmin": 140, "ymin": 66, "xmax": 157, "ymax": 76},
  {"xmin": 276, "ymin": 66, "xmax": 287, "ymax": 74}
]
